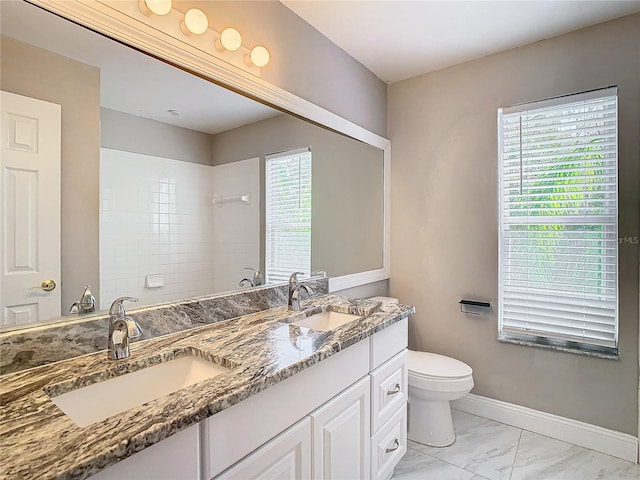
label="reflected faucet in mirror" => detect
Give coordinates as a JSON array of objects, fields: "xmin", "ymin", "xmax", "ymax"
[
  {"xmin": 108, "ymin": 297, "xmax": 143, "ymax": 360},
  {"xmin": 69, "ymin": 286, "xmax": 96, "ymax": 315},
  {"xmin": 238, "ymin": 268, "xmax": 263, "ymax": 288}
]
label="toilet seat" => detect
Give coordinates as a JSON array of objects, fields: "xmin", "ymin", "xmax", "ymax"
[
  {"xmin": 407, "ymin": 351, "xmax": 474, "ymax": 393},
  {"xmin": 408, "ymin": 351, "xmax": 472, "ymax": 380}
]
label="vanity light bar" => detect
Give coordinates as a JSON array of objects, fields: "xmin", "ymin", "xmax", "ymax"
[{"xmin": 136, "ymin": 0, "xmax": 269, "ymax": 69}]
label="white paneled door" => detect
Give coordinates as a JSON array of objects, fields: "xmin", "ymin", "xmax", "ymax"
[{"xmin": 1, "ymin": 91, "xmax": 61, "ymax": 327}]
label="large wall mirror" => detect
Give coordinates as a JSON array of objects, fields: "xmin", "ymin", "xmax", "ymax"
[{"xmin": 0, "ymin": 0, "xmax": 389, "ymax": 331}]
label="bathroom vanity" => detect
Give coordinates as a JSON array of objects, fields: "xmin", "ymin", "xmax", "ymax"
[
  {"xmin": 0, "ymin": 2, "xmax": 404, "ymax": 477},
  {"xmin": 0, "ymin": 295, "xmax": 413, "ymax": 480}
]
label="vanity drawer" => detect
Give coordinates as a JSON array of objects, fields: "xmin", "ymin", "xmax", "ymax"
[
  {"xmin": 370, "ymin": 318, "xmax": 408, "ymax": 370},
  {"xmin": 370, "ymin": 404, "xmax": 407, "ymax": 480},
  {"xmin": 370, "ymin": 349, "xmax": 407, "ymax": 434}
]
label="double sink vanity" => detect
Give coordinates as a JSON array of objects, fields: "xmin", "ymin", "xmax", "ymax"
[{"xmin": 0, "ymin": 284, "xmax": 414, "ymax": 480}]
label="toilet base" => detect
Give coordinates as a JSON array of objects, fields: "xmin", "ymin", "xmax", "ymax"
[{"xmin": 407, "ymin": 397, "xmax": 456, "ymax": 447}]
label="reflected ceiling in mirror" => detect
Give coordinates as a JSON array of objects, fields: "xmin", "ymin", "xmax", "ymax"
[{"xmin": 0, "ymin": 0, "xmax": 384, "ymax": 331}]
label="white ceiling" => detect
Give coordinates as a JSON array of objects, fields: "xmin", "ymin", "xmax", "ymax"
[
  {"xmin": 281, "ymin": 0, "xmax": 640, "ymax": 84},
  {"xmin": 1, "ymin": 1, "xmax": 279, "ymax": 134}
]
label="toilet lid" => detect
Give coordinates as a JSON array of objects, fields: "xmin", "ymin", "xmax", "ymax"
[{"xmin": 408, "ymin": 350, "xmax": 473, "ymax": 379}]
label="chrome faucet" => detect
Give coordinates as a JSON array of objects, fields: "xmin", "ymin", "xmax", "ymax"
[
  {"xmin": 238, "ymin": 267, "xmax": 264, "ymax": 288},
  {"xmin": 108, "ymin": 297, "xmax": 143, "ymax": 360},
  {"xmin": 288, "ymin": 272, "xmax": 313, "ymax": 311},
  {"xmin": 69, "ymin": 285, "xmax": 96, "ymax": 314}
]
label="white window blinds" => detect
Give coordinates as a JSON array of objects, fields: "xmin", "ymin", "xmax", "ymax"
[
  {"xmin": 498, "ymin": 87, "xmax": 618, "ymax": 352},
  {"xmin": 265, "ymin": 148, "xmax": 312, "ymax": 284}
]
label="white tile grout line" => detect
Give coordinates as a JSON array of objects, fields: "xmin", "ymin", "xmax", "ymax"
[
  {"xmin": 509, "ymin": 429, "xmax": 524, "ymax": 480},
  {"xmin": 452, "ymin": 396, "xmax": 638, "ymax": 462},
  {"xmin": 408, "ymin": 432, "xmax": 514, "ymax": 480},
  {"xmin": 454, "ymin": 408, "xmax": 640, "ymax": 468},
  {"xmin": 408, "ymin": 411, "xmax": 526, "ymax": 480},
  {"xmin": 409, "ymin": 447, "xmax": 493, "ymax": 480}
]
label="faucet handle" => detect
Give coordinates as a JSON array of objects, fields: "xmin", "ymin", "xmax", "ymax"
[
  {"xmin": 124, "ymin": 318, "xmax": 144, "ymax": 339},
  {"xmin": 69, "ymin": 301, "xmax": 80, "ymax": 314},
  {"xmin": 109, "ymin": 296, "xmax": 138, "ymax": 318}
]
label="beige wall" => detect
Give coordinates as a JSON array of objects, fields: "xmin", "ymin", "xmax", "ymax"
[
  {"xmin": 0, "ymin": 35, "xmax": 101, "ymax": 314},
  {"xmin": 211, "ymin": 114, "xmax": 384, "ymax": 278},
  {"xmin": 100, "ymin": 109, "xmax": 213, "ymax": 165},
  {"xmin": 174, "ymin": 1, "xmax": 387, "ymax": 138},
  {"xmin": 389, "ymin": 13, "xmax": 640, "ymax": 435}
]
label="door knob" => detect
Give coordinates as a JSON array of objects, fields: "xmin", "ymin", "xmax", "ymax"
[{"xmin": 30, "ymin": 279, "xmax": 56, "ymax": 292}]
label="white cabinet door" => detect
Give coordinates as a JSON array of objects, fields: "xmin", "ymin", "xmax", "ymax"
[
  {"xmin": 88, "ymin": 424, "xmax": 200, "ymax": 480},
  {"xmin": 311, "ymin": 377, "xmax": 370, "ymax": 480},
  {"xmin": 215, "ymin": 417, "xmax": 311, "ymax": 480}
]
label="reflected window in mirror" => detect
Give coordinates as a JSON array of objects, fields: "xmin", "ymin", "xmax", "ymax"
[{"xmin": 265, "ymin": 148, "xmax": 312, "ymax": 283}]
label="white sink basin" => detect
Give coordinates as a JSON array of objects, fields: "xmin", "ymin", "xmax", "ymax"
[
  {"xmin": 50, "ymin": 354, "xmax": 231, "ymax": 427},
  {"xmin": 291, "ymin": 310, "xmax": 362, "ymax": 332}
]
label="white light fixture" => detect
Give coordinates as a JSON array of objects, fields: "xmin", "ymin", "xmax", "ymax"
[
  {"xmin": 180, "ymin": 8, "xmax": 208, "ymax": 36},
  {"xmin": 138, "ymin": 0, "xmax": 172, "ymax": 16},
  {"xmin": 247, "ymin": 45, "xmax": 270, "ymax": 68},
  {"xmin": 216, "ymin": 27, "xmax": 242, "ymax": 52},
  {"xmin": 134, "ymin": 3, "xmax": 269, "ymax": 75}
]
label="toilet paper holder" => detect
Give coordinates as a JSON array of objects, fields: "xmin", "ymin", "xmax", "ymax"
[{"xmin": 459, "ymin": 299, "xmax": 491, "ymax": 315}]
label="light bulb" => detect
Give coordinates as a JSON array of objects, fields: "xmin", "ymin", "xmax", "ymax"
[
  {"xmin": 181, "ymin": 8, "xmax": 208, "ymax": 36},
  {"xmin": 138, "ymin": 0, "xmax": 172, "ymax": 16},
  {"xmin": 248, "ymin": 45, "xmax": 270, "ymax": 68},
  {"xmin": 216, "ymin": 27, "xmax": 242, "ymax": 52}
]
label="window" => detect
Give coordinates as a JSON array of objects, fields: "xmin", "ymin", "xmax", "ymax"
[
  {"xmin": 265, "ymin": 147, "xmax": 312, "ymax": 284},
  {"xmin": 498, "ymin": 88, "xmax": 618, "ymax": 356}
]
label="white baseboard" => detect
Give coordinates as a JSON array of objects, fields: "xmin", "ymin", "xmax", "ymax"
[{"xmin": 452, "ymin": 393, "xmax": 638, "ymax": 463}]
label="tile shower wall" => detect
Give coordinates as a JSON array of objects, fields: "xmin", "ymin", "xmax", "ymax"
[{"xmin": 100, "ymin": 148, "xmax": 215, "ymax": 309}]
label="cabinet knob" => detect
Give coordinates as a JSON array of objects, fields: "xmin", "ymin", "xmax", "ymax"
[
  {"xmin": 386, "ymin": 383, "xmax": 401, "ymax": 395},
  {"xmin": 385, "ymin": 438, "xmax": 400, "ymax": 453}
]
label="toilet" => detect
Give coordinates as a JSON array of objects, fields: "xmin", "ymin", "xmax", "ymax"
[
  {"xmin": 407, "ymin": 350, "xmax": 473, "ymax": 447},
  {"xmin": 368, "ymin": 297, "xmax": 474, "ymax": 448}
]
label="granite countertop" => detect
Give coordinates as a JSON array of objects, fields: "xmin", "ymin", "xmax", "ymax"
[{"xmin": 0, "ymin": 294, "xmax": 414, "ymax": 480}]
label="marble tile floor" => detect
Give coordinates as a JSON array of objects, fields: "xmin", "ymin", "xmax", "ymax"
[{"xmin": 394, "ymin": 410, "xmax": 639, "ymax": 480}]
